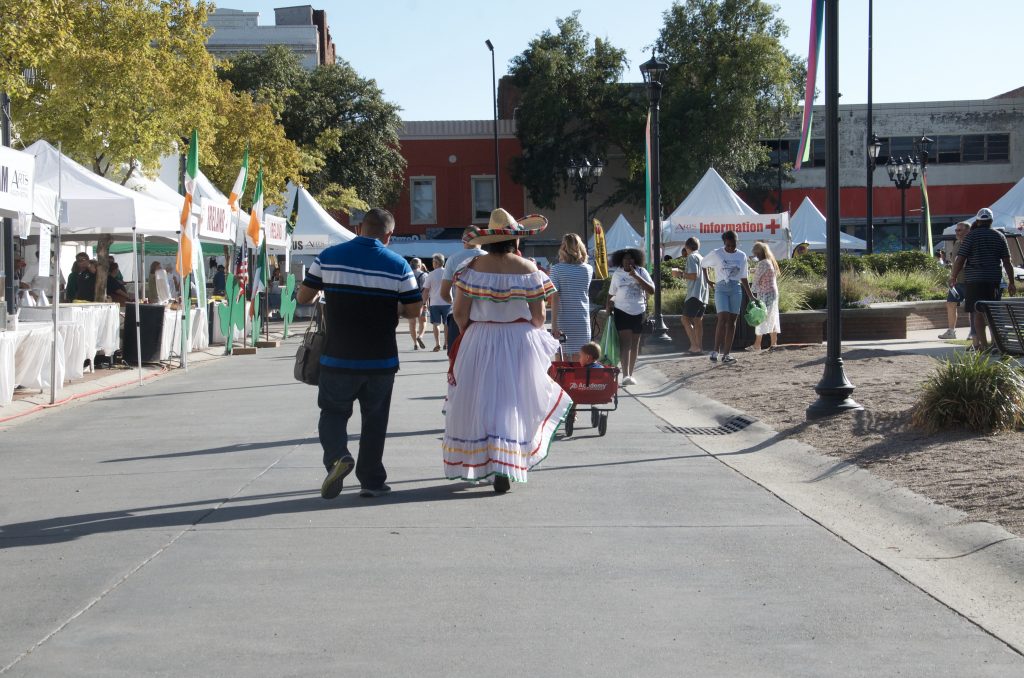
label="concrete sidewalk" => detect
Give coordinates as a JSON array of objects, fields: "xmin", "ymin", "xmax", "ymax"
[{"xmin": 0, "ymin": 337, "xmax": 1021, "ymax": 676}]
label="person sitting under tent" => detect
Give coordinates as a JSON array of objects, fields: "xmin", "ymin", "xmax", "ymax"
[{"xmin": 106, "ymin": 262, "xmax": 131, "ymax": 305}]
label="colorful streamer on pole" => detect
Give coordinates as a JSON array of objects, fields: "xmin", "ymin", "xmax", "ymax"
[
  {"xmin": 795, "ymin": 0, "xmax": 825, "ymax": 171},
  {"xmin": 921, "ymin": 170, "xmax": 933, "ymax": 254},
  {"xmin": 593, "ymin": 219, "xmax": 609, "ymax": 279},
  {"xmin": 643, "ymin": 111, "xmax": 654, "ymax": 273}
]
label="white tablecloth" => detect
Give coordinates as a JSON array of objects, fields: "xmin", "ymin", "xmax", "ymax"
[
  {"xmin": 160, "ymin": 306, "xmax": 209, "ymax": 361},
  {"xmin": 0, "ymin": 320, "xmax": 87, "ymax": 406},
  {"xmin": 20, "ymin": 303, "xmax": 120, "ymax": 358}
]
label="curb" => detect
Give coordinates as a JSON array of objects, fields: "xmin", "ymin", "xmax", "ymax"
[{"xmin": 630, "ymin": 353, "xmax": 1024, "ymax": 656}]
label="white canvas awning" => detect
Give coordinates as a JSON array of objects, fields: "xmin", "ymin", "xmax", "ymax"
[
  {"xmin": 269, "ymin": 183, "xmax": 356, "ymax": 255},
  {"xmin": 26, "ymin": 140, "xmax": 179, "ymax": 240},
  {"xmin": 790, "ymin": 197, "xmax": 867, "ymax": 251},
  {"xmin": 588, "ymin": 213, "xmax": 644, "ymax": 253}
]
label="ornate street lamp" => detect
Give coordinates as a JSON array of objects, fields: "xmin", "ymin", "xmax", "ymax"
[
  {"xmin": 639, "ymin": 53, "xmax": 672, "ymax": 344},
  {"xmin": 886, "ymin": 155, "xmax": 920, "ymax": 249},
  {"xmin": 916, "ymin": 135, "xmax": 934, "ymax": 249},
  {"xmin": 866, "ymin": 134, "xmax": 882, "ymax": 253},
  {"xmin": 807, "ymin": 0, "xmax": 862, "ymax": 418},
  {"xmin": 565, "ymin": 156, "xmax": 604, "ymax": 247}
]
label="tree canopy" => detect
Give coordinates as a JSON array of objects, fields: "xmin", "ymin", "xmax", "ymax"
[
  {"xmin": 218, "ymin": 47, "xmax": 405, "ymax": 211},
  {"xmin": 653, "ymin": 0, "xmax": 803, "ymax": 209},
  {"xmin": 0, "ymin": 0, "xmax": 77, "ymax": 97},
  {"xmin": 507, "ymin": 12, "xmax": 639, "ymax": 210},
  {"xmin": 12, "ymin": 0, "xmax": 223, "ymax": 183}
]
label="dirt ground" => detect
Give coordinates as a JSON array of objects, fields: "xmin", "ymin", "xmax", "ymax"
[{"xmin": 657, "ymin": 344, "xmax": 1024, "ymax": 537}]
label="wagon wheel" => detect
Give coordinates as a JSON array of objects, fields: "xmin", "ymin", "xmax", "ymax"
[
  {"xmin": 591, "ymin": 409, "xmax": 600, "ymax": 428},
  {"xmin": 598, "ymin": 413, "xmax": 608, "ymax": 436},
  {"xmin": 564, "ymin": 405, "xmax": 575, "ymax": 437}
]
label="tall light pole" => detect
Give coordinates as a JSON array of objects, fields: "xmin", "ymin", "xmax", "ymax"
[
  {"xmin": 1, "ymin": 90, "xmax": 13, "ymax": 316},
  {"xmin": 867, "ymin": 134, "xmax": 882, "ymax": 251},
  {"xmin": 865, "ymin": 0, "xmax": 874, "ymax": 253},
  {"xmin": 566, "ymin": 157, "xmax": 604, "ymax": 247},
  {"xmin": 485, "ymin": 39, "xmax": 500, "ymax": 207},
  {"xmin": 886, "ymin": 156, "xmax": 920, "ymax": 249},
  {"xmin": 807, "ymin": 0, "xmax": 862, "ymax": 418},
  {"xmin": 640, "ymin": 54, "xmax": 672, "ymax": 344},
  {"xmin": 916, "ymin": 135, "xmax": 934, "ymax": 250}
]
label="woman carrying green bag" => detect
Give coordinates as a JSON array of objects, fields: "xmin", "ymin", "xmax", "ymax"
[
  {"xmin": 750, "ymin": 242, "xmax": 781, "ymax": 352},
  {"xmin": 599, "ymin": 311, "xmax": 620, "ymax": 368}
]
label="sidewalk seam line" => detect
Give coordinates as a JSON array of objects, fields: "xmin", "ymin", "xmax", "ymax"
[{"xmin": 0, "ymin": 442, "xmax": 300, "ymax": 674}]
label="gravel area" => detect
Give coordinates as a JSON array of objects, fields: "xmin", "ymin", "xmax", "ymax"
[{"xmin": 657, "ymin": 344, "xmax": 1024, "ymax": 536}]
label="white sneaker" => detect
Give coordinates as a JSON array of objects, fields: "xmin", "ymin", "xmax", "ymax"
[
  {"xmin": 621, "ymin": 376, "xmax": 636, "ymax": 386},
  {"xmin": 710, "ymin": 352, "xmax": 719, "ymax": 362},
  {"xmin": 938, "ymin": 329, "xmax": 957, "ymax": 340},
  {"xmin": 721, "ymin": 354, "xmax": 737, "ymax": 364}
]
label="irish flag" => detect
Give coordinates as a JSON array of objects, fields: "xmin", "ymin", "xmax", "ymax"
[
  {"xmin": 246, "ymin": 168, "xmax": 263, "ymax": 248},
  {"xmin": 176, "ymin": 129, "xmax": 198, "ymax": 276},
  {"xmin": 228, "ymin": 147, "xmax": 249, "ymax": 212},
  {"xmin": 250, "ymin": 235, "xmax": 267, "ymax": 319}
]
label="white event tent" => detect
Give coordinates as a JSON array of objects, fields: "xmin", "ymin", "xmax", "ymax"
[
  {"xmin": 0, "ymin": 145, "xmax": 58, "ymax": 229},
  {"xmin": 943, "ymin": 174, "xmax": 1024, "ymax": 236},
  {"xmin": 277, "ymin": 183, "xmax": 356, "ymax": 256},
  {"xmin": 790, "ymin": 197, "xmax": 867, "ymax": 251},
  {"xmin": 588, "ymin": 213, "xmax": 644, "ymax": 254},
  {"xmin": 663, "ymin": 168, "xmax": 792, "ymax": 259}
]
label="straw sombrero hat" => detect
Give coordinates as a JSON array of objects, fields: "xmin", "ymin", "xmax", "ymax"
[{"xmin": 464, "ymin": 208, "xmax": 548, "ymax": 246}]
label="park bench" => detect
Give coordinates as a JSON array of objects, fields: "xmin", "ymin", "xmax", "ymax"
[{"xmin": 977, "ymin": 299, "xmax": 1024, "ymax": 356}]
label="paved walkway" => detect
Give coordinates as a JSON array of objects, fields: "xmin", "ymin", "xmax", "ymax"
[{"xmin": 0, "ymin": 337, "xmax": 1021, "ymax": 676}]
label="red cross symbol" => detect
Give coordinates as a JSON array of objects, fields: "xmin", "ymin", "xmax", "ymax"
[{"xmin": 766, "ymin": 218, "xmax": 781, "ymax": 235}]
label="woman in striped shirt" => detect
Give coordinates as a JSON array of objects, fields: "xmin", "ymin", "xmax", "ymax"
[{"xmin": 549, "ymin": 234, "xmax": 594, "ymax": 359}]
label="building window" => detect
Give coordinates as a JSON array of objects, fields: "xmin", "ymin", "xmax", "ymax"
[
  {"xmin": 986, "ymin": 133, "xmax": 1009, "ymax": 162},
  {"xmin": 410, "ymin": 177, "xmax": 436, "ymax": 224},
  {"xmin": 935, "ymin": 135, "xmax": 961, "ymax": 164},
  {"xmin": 471, "ymin": 176, "xmax": 496, "ymax": 222}
]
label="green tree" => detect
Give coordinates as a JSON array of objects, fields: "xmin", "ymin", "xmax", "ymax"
[
  {"xmin": 218, "ymin": 48, "xmax": 404, "ymax": 210},
  {"xmin": 0, "ymin": 0, "xmax": 77, "ymax": 97},
  {"xmin": 652, "ymin": 0, "xmax": 803, "ymax": 210},
  {"xmin": 12, "ymin": 0, "xmax": 221, "ymax": 183},
  {"xmin": 508, "ymin": 12, "xmax": 638, "ymax": 209}
]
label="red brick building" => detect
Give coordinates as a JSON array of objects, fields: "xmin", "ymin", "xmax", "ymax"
[{"xmin": 390, "ymin": 120, "xmax": 524, "ymax": 237}]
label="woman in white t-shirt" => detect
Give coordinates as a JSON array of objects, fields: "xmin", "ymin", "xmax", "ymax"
[
  {"xmin": 700, "ymin": 230, "xmax": 753, "ymax": 364},
  {"xmin": 606, "ymin": 248, "xmax": 655, "ymax": 386}
]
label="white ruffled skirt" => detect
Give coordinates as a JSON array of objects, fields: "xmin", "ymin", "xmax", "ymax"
[{"xmin": 443, "ymin": 322, "xmax": 571, "ymax": 482}]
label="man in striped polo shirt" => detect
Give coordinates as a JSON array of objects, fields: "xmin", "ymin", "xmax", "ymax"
[
  {"xmin": 949, "ymin": 207, "xmax": 1016, "ymax": 351},
  {"xmin": 297, "ymin": 208, "xmax": 423, "ymax": 499}
]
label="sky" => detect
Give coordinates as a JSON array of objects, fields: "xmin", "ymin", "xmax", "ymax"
[{"xmin": 231, "ymin": 1, "xmax": 1024, "ymax": 120}]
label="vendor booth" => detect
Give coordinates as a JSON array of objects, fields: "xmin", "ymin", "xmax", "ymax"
[
  {"xmin": 663, "ymin": 168, "xmax": 791, "ymax": 259},
  {"xmin": 587, "ymin": 213, "xmax": 644, "ymax": 254}
]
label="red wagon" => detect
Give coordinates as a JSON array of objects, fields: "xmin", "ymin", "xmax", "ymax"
[{"xmin": 549, "ymin": 361, "xmax": 620, "ymax": 436}]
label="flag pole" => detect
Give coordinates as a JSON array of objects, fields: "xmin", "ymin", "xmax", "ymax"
[
  {"xmin": 50, "ymin": 142, "xmax": 64, "ymax": 403},
  {"xmin": 131, "ymin": 225, "xmax": 142, "ymax": 384}
]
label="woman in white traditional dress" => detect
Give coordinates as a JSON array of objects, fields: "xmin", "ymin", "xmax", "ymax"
[
  {"xmin": 442, "ymin": 208, "xmax": 572, "ymax": 494},
  {"xmin": 750, "ymin": 242, "xmax": 781, "ymax": 351}
]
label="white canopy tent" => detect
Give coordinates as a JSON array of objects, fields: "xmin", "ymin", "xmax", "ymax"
[
  {"xmin": 388, "ymin": 239, "xmax": 467, "ymax": 260},
  {"xmin": 588, "ymin": 213, "xmax": 644, "ymax": 254},
  {"xmin": 663, "ymin": 167, "xmax": 792, "ymax": 259},
  {"xmin": 26, "ymin": 140, "xmax": 179, "ymax": 239},
  {"xmin": 273, "ymin": 183, "xmax": 356, "ymax": 256},
  {"xmin": 790, "ymin": 197, "xmax": 867, "ymax": 251}
]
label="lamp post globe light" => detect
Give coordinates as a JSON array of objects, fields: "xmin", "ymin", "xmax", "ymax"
[
  {"xmin": 886, "ymin": 155, "xmax": 920, "ymax": 249},
  {"xmin": 565, "ymin": 157, "xmax": 604, "ymax": 248},
  {"xmin": 866, "ymin": 134, "xmax": 882, "ymax": 253},
  {"xmin": 639, "ymin": 53, "xmax": 672, "ymax": 344}
]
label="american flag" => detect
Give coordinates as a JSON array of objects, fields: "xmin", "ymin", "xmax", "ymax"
[{"xmin": 234, "ymin": 246, "xmax": 248, "ymax": 301}]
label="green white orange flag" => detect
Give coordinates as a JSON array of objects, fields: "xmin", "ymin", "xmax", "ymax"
[
  {"xmin": 176, "ymin": 129, "xmax": 198, "ymax": 276},
  {"xmin": 250, "ymin": 235, "xmax": 267, "ymax": 319},
  {"xmin": 246, "ymin": 168, "xmax": 263, "ymax": 247},
  {"xmin": 286, "ymin": 188, "xmax": 299, "ymax": 235},
  {"xmin": 228, "ymin": 147, "xmax": 249, "ymax": 212}
]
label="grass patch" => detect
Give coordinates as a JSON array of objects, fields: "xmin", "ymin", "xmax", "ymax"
[{"xmin": 911, "ymin": 351, "xmax": 1024, "ymax": 433}]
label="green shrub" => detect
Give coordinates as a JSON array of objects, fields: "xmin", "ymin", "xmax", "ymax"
[
  {"xmin": 912, "ymin": 352, "xmax": 1024, "ymax": 433},
  {"xmin": 661, "ymin": 288, "xmax": 689, "ymax": 315},
  {"xmin": 840, "ymin": 253, "xmax": 867, "ymax": 273},
  {"xmin": 780, "ymin": 252, "xmax": 826, "ymax": 278},
  {"xmin": 658, "ymin": 261, "xmax": 686, "ymax": 290},
  {"xmin": 591, "ymin": 277, "xmax": 612, "ymax": 307},
  {"xmin": 861, "ymin": 250, "xmax": 944, "ymax": 275},
  {"xmin": 867, "ymin": 269, "xmax": 946, "ymax": 301},
  {"xmin": 776, "ymin": 271, "xmax": 809, "ymax": 312}
]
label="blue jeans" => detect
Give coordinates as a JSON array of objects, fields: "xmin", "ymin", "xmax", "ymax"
[
  {"xmin": 715, "ymin": 280, "xmax": 743, "ymax": 315},
  {"xmin": 317, "ymin": 370, "xmax": 395, "ymax": 489}
]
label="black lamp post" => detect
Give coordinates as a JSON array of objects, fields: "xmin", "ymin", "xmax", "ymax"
[
  {"xmin": 640, "ymin": 53, "xmax": 672, "ymax": 344},
  {"xmin": 565, "ymin": 157, "xmax": 604, "ymax": 248},
  {"xmin": 886, "ymin": 155, "xmax": 920, "ymax": 249},
  {"xmin": 807, "ymin": 0, "xmax": 862, "ymax": 418},
  {"xmin": 1, "ymin": 90, "xmax": 13, "ymax": 316},
  {"xmin": 866, "ymin": 134, "xmax": 882, "ymax": 253},
  {"xmin": 485, "ymin": 39, "xmax": 500, "ymax": 207}
]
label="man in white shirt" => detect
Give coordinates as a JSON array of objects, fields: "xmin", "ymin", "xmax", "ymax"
[{"xmin": 701, "ymin": 230, "xmax": 753, "ymax": 364}]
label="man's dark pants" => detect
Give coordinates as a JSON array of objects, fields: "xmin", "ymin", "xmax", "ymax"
[{"xmin": 317, "ymin": 370, "xmax": 395, "ymax": 490}]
